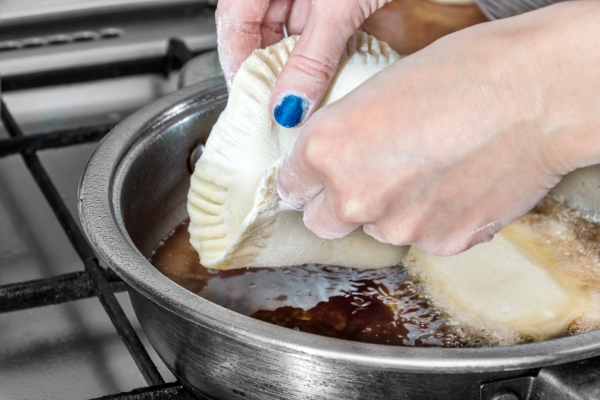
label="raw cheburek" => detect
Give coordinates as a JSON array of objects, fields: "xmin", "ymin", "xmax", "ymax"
[
  {"xmin": 186, "ymin": 33, "xmax": 600, "ymax": 346},
  {"xmin": 187, "ymin": 32, "xmax": 406, "ymax": 270}
]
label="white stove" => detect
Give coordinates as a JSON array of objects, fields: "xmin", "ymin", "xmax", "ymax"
[{"xmin": 0, "ymin": 1, "xmax": 217, "ymax": 398}]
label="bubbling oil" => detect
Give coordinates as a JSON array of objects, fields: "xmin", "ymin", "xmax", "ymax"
[
  {"xmin": 149, "ymin": 198, "xmax": 600, "ymax": 348},
  {"xmin": 150, "ymin": 220, "xmax": 479, "ymax": 347}
]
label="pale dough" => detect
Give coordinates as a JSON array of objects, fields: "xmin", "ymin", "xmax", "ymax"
[
  {"xmin": 187, "ymin": 32, "xmax": 599, "ymax": 344},
  {"xmin": 187, "ymin": 32, "xmax": 407, "ymax": 270},
  {"xmin": 404, "ymin": 217, "xmax": 594, "ymax": 345}
]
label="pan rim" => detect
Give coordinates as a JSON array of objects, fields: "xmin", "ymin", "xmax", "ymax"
[{"xmin": 78, "ymin": 78, "xmax": 600, "ymax": 374}]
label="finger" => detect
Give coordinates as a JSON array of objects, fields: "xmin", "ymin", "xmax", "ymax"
[
  {"xmin": 303, "ymin": 189, "xmax": 360, "ymax": 239},
  {"xmin": 215, "ymin": 0, "xmax": 270, "ymax": 88},
  {"xmin": 270, "ymin": 0, "xmax": 360, "ymax": 128},
  {"xmin": 277, "ymin": 130, "xmax": 325, "ymax": 211},
  {"xmin": 261, "ymin": 0, "xmax": 291, "ymax": 47},
  {"xmin": 286, "ymin": 0, "xmax": 311, "ymax": 34},
  {"xmin": 363, "ymin": 224, "xmax": 390, "ymax": 244}
]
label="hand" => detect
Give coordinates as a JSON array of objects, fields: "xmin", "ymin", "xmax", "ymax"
[
  {"xmin": 216, "ymin": 0, "xmax": 391, "ymax": 128},
  {"xmin": 277, "ymin": 1, "xmax": 600, "ymax": 256}
]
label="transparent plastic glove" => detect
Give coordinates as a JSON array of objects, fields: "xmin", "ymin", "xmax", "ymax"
[
  {"xmin": 216, "ymin": 0, "xmax": 391, "ymax": 128},
  {"xmin": 277, "ymin": 1, "xmax": 600, "ymax": 256}
]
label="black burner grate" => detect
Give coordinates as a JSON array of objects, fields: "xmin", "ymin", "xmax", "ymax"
[{"xmin": 0, "ymin": 37, "xmax": 212, "ymax": 400}]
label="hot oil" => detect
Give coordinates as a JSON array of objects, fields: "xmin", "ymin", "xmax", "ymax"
[
  {"xmin": 149, "ymin": 198, "xmax": 600, "ymax": 348},
  {"xmin": 150, "ymin": 221, "xmax": 474, "ymax": 348},
  {"xmin": 517, "ymin": 198, "xmax": 600, "ymax": 337}
]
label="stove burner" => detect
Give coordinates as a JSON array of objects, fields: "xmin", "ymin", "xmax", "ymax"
[{"xmin": 0, "ymin": 27, "xmax": 124, "ymax": 52}]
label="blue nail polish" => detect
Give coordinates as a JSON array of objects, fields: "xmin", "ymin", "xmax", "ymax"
[{"xmin": 274, "ymin": 94, "xmax": 307, "ymax": 128}]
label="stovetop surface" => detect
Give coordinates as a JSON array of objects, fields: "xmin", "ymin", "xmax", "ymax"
[
  {"xmin": 0, "ymin": 1, "xmax": 216, "ymax": 399},
  {"xmin": 3, "ymin": 2, "xmax": 600, "ymax": 399},
  {"xmin": 0, "ymin": 142, "xmax": 176, "ymax": 399}
]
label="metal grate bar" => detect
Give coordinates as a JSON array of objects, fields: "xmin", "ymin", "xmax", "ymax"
[
  {"xmin": 2, "ymin": 57, "xmax": 169, "ymax": 93},
  {"xmin": 85, "ymin": 257, "xmax": 166, "ymax": 387},
  {"xmin": 2, "ymin": 40, "xmax": 204, "ymax": 93},
  {"xmin": 0, "ymin": 123, "xmax": 114, "ymax": 157},
  {"xmin": 90, "ymin": 382, "xmax": 199, "ymax": 400},
  {"xmin": 0, "ymin": 101, "xmax": 96, "ymax": 261},
  {"xmin": 0, "ymin": 269, "xmax": 127, "ymax": 314},
  {"xmin": 1, "ymin": 100, "xmax": 165, "ymax": 387},
  {"xmin": 166, "ymin": 38, "xmax": 196, "ymax": 71}
]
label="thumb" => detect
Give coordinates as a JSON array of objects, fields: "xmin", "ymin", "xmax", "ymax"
[{"xmin": 270, "ymin": 1, "xmax": 363, "ymax": 128}]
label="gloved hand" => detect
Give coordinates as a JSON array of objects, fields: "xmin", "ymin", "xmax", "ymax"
[
  {"xmin": 277, "ymin": 1, "xmax": 600, "ymax": 255},
  {"xmin": 216, "ymin": 0, "xmax": 391, "ymax": 128}
]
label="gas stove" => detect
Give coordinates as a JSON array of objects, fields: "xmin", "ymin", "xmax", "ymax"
[
  {"xmin": 3, "ymin": 2, "xmax": 600, "ymax": 400},
  {"xmin": 0, "ymin": 1, "xmax": 217, "ymax": 398}
]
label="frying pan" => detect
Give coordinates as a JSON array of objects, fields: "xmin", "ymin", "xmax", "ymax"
[{"xmin": 79, "ymin": 78, "xmax": 600, "ymax": 400}]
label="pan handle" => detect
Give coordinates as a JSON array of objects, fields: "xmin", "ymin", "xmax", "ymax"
[
  {"xmin": 530, "ymin": 355, "xmax": 600, "ymax": 400},
  {"xmin": 480, "ymin": 355, "xmax": 600, "ymax": 400}
]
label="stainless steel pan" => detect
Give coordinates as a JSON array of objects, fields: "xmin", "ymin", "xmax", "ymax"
[{"xmin": 79, "ymin": 78, "xmax": 600, "ymax": 400}]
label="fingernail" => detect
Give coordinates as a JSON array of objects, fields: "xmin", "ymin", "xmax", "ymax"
[
  {"xmin": 274, "ymin": 94, "xmax": 308, "ymax": 128},
  {"xmin": 364, "ymin": 224, "xmax": 390, "ymax": 244},
  {"xmin": 276, "ymin": 177, "xmax": 306, "ymax": 211},
  {"xmin": 278, "ymin": 192, "xmax": 306, "ymax": 211}
]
